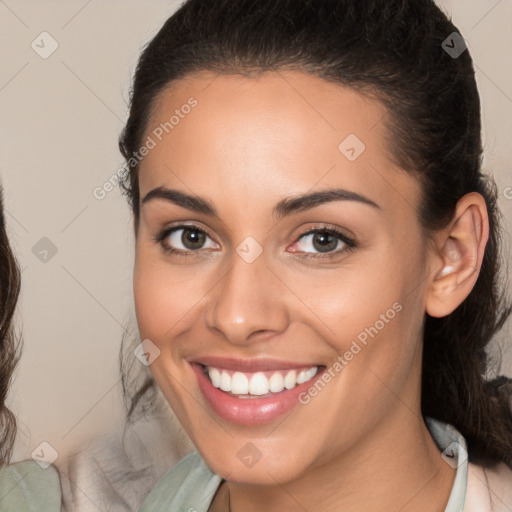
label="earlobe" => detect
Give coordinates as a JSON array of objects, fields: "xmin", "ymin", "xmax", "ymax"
[{"xmin": 425, "ymin": 193, "xmax": 489, "ymax": 318}]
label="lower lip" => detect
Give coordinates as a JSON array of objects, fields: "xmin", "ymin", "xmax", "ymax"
[{"xmin": 191, "ymin": 363, "xmax": 324, "ymax": 426}]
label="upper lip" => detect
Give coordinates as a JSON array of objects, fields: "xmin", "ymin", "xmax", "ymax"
[{"xmin": 190, "ymin": 356, "xmax": 321, "ymax": 373}]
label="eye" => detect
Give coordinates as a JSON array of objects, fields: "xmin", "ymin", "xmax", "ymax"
[
  {"xmin": 288, "ymin": 227, "xmax": 356, "ymax": 258},
  {"xmin": 155, "ymin": 225, "xmax": 219, "ymax": 255},
  {"xmin": 154, "ymin": 224, "xmax": 356, "ymax": 260}
]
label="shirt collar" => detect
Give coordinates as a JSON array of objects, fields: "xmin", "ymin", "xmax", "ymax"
[{"xmin": 425, "ymin": 416, "xmax": 469, "ymax": 511}]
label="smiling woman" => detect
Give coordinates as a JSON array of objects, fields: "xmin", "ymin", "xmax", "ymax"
[{"xmin": 117, "ymin": 0, "xmax": 512, "ymax": 510}]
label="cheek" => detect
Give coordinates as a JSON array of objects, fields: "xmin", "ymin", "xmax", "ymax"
[
  {"xmin": 132, "ymin": 254, "xmax": 200, "ymax": 411},
  {"xmin": 282, "ymin": 248, "xmax": 419, "ymax": 345},
  {"xmin": 133, "ymin": 248, "xmax": 212, "ymax": 346},
  {"xmin": 291, "ymin": 245, "xmax": 426, "ymax": 388},
  {"xmin": 133, "ymin": 243, "xmax": 180, "ymax": 343},
  {"xmin": 133, "ymin": 259, "xmax": 167, "ymax": 341}
]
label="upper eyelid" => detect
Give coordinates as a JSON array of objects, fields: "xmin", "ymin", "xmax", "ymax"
[{"xmin": 160, "ymin": 223, "xmax": 218, "ymax": 243}]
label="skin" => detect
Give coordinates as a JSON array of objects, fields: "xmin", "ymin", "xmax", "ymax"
[{"xmin": 133, "ymin": 70, "xmax": 489, "ymax": 511}]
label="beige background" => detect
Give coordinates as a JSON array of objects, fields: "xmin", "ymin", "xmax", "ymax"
[{"xmin": 0, "ymin": 0, "xmax": 510, "ymax": 464}]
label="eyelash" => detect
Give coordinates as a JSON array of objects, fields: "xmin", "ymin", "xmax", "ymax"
[{"xmin": 153, "ymin": 224, "xmax": 357, "ymax": 261}]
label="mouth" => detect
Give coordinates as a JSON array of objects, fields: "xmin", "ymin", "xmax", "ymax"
[
  {"xmin": 199, "ymin": 364, "xmax": 320, "ymax": 399},
  {"xmin": 190, "ymin": 359, "xmax": 327, "ymax": 425}
]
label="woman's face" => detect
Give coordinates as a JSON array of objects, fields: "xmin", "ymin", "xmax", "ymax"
[{"xmin": 133, "ymin": 70, "xmax": 435, "ymax": 484}]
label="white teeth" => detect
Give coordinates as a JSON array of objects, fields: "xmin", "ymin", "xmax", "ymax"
[
  {"xmin": 269, "ymin": 372, "xmax": 285, "ymax": 393},
  {"xmin": 206, "ymin": 365, "xmax": 319, "ymax": 396},
  {"xmin": 249, "ymin": 372, "xmax": 269, "ymax": 395},
  {"xmin": 220, "ymin": 371, "xmax": 232, "ymax": 392},
  {"xmin": 231, "ymin": 372, "xmax": 249, "ymax": 394},
  {"xmin": 284, "ymin": 370, "xmax": 297, "ymax": 390},
  {"xmin": 209, "ymin": 367, "xmax": 221, "ymax": 388},
  {"xmin": 297, "ymin": 367, "xmax": 318, "ymax": 384},
  {"xmin": 296, "ymin": 369, "xmax": 308, "ymax": 384}
]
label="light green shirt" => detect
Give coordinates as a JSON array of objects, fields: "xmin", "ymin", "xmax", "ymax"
[
  {"xmin": 139, "ymin": 417, "xmax": 470, "ymax": 511},
  {"xmin": 0, "ymin": 460, "xmax": 61, "ymax": 511}
]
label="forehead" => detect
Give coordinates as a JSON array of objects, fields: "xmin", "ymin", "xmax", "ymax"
[{"xmin": 138, "ymin": 70, "xmax": 420, "ymax": 218}]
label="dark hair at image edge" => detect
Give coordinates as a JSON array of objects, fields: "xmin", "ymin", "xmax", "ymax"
[
  {"xmin": 0, "ymin": 187, "xmax": 20, "ymax": 466},
  {"xmin": 118, "ymin": 0, "xmax": 512, "ymax": 469}
]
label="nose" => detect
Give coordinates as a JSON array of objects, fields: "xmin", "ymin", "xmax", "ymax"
[{"xmin": 204, "ymin": 250, "xmax": 290, "ymax": 345}]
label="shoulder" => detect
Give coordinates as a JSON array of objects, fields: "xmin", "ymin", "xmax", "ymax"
[
  {"xmin": 0, "ymin": 460, "xmax": 61, "ymax": 511},
  {"xmin": 60, "ymin": 413, "xmax": 193, "ymax": 511},
  {"xmin": 465, "ymin": 461, "xmax": 512, "ymax": 512},
  {"xmin": 140, "ymin": 451, "xmax": 223, "ymax": 512}
]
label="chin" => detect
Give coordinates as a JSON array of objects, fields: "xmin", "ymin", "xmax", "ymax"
[{"xmin": 199, "ymin": 441, "xmax": 312, "ymax": 486}]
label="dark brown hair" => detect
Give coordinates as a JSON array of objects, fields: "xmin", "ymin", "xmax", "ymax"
[
  {"xmin": 118, "ymin": 0, "xmax": 512, "ymax": 468},
  {"xmin": 0, "ymin": 186, "xmax": 21, "ymax": 466}
]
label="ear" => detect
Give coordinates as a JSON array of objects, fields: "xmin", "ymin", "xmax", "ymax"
[{"xmin": 425, "ymin": 192, "xmax": 489, "ymax": 318}]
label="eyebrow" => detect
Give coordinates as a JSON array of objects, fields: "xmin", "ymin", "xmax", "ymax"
[{"xmin": 141, "ymin": 186, "xmax": 381, "ymax": 219}]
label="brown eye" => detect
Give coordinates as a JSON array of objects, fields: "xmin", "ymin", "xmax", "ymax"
[
  {"xmin": 310, "ymin": 232, "xmax": 339, "ymax": 253},
  {"xmin": 288, "ymin": 226, "xmax": 357, "ymax": 260},
  {"xmin": 157, "ymin": 225, "xmax": 219, "ymax": 254},
  {"xmin": 179, "ymin": 228, "xmax": 207, "ymax": 249}
]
